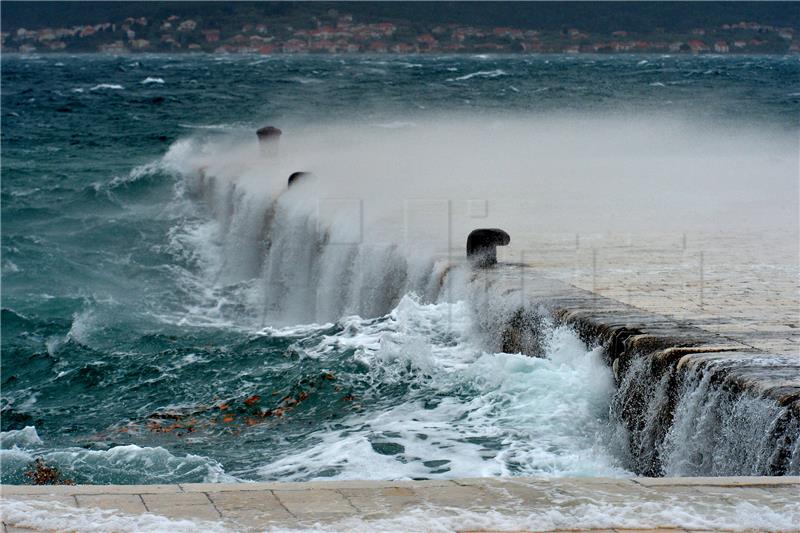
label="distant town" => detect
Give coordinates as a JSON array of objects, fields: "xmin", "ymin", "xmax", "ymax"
[{"xmin": 3, "ymin": 8, "xmax": 798, "ymax": 55}]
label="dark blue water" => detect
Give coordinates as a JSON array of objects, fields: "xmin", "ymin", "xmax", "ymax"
[{"xmin": 2, "ymin": 54, "xmax": 798, "ymax": 485}]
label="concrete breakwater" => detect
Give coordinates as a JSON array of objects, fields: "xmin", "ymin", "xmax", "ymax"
[{"xmin": 472, "ymin": 265, "xmax": 800, "ymax": 477}]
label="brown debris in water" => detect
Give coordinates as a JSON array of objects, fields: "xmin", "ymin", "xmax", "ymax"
[
  {"xmin": 105, "ymin": 382, "xmax": 326, "ymax": 437},
  {"xmin": 244, "ymin": 395, "xmax": 260, "ymax": 406},
  {"xmin": 24, "ymin": 458, "xmax": 74, "ymax": 486}
]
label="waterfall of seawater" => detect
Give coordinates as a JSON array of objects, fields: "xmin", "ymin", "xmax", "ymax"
[{"xmin": 612, "ymin": 353, "xmax": 800, "ymax": 476}]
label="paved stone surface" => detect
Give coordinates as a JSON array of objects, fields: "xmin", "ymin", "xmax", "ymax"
[
  {"xmin": 2, "ymin": 477, "xmax": 798, "ymax": 532},
  {"xmin": 73, "ymin": 493, "xmax": 147, "ymax": 514},
  {"xmin": 339, "ymin": 486, "xmax": 420, "ymax": 517},
  {"xmin": 502, "ymin": 231, "xmax": 799, "ymax": 357},
  {"xmin": 141, "ymin": 491, "xmax": 222, "ymax": 520}
]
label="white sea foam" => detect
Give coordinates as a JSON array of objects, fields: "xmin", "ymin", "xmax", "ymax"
[
  {"xmin": 105, "ymin": 159, "xmax": 163, "ymax": 190},
  {"xmin": 177, "ymin": 123, "xmax": 240, "ymax": 130},
  {"xmin": 449, "ymin": 69, "xmax": 508, "ymax": 81},
  {"xmin": 2, "ymin": 259, "xmax": 21, "ymax": 273},
  {"xmin": 89, "ymin": 84, "xmax": 124, "ymax": 91},
  {"xmin": 258, "ymin": 322, "xmax": 336, "ymax": 337},
  {"xmin": 290, "ymin": 76, "xmax": 323, "ymax": 84},
  {"xmin": 141, "ymin": 77, "xmax": 165, "ymax": 84}
]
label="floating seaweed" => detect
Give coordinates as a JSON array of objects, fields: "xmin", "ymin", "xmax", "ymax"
[
  {"xmin": 97, "ymin": 370, "xmax": 343, "ymax": 440},
  {"xmin": 24, "ymin": 458, "xmax": 74, "ymax": 486}
]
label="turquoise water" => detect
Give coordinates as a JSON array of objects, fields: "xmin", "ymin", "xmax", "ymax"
[{"xmin": 2, "ymin": 54, "xmax": 798, "ymax": 484}]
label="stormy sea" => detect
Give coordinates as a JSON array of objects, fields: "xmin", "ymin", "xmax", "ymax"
[{"xmin": 2, "ymin": 53, "xmax": 798, "ymax": 502}]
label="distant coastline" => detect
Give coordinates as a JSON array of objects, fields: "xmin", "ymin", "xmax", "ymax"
[{"xmin": 3, "ymin": 6, "xmax": 798, "ymax": 55}]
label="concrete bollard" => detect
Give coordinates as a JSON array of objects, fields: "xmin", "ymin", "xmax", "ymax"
[
  {"xmin": 257, "ymin": 126, "xmax": 282, "ymax": 157},
  {"xmin": 288, "ymin": 171, "xmax": 311, "ymax": 188},
  {"xmin": 467, "ymin": 228, "xmax": 510, "ymax": 267}
]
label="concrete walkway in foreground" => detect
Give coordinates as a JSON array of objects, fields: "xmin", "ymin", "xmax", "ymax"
[{"xmin": 2, "ymin": 476, "xmax": 798, "ymax": 532}]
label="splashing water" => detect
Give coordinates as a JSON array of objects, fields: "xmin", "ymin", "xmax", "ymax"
[{"xmin": 2, "ymin": 55, "xmax": 798, "ymax": 495}]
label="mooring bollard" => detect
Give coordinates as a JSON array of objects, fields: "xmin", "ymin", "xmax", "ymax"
[
  {"xmin": 257, "ymin": 126, "xmax": 282, "ymax": 157},
  {"xmin": 288, "ymin": 171, "xmax": 311, "ymax": 188},
  {"xmin": 466, "ymin": 228, "xmax": 510, "ymax": 267}
]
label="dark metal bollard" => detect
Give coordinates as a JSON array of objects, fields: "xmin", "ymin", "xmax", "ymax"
[
  {"xmin": 467, "ymin": 228, "xmax": 510, "ymax": 267},
  {"xmin": 288, "ymin": 171, "xmax": 311, "ymax": 188},
  {"xmin": 257, "ymin": 126, "xmax": 282, "ymax": 156}
]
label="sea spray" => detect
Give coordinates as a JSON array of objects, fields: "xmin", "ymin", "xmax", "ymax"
[{"xmin": 133, "ymin": 106, "xmax": 800, "ymax": 331}]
